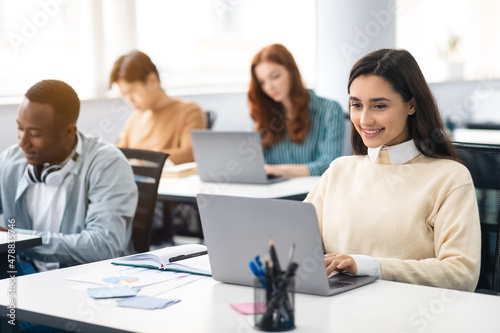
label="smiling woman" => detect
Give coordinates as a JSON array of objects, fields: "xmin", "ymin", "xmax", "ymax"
[
  {"xmin": 304, "ymin": 48, "xmax": 481, "ymax": 292},
  {"xmin": 349, "ymin": 75, "xmax": 416, "ymax": 148},
  {"xmin": 347, "ymin": 49, "xmax": 457, "ymax": 159}
]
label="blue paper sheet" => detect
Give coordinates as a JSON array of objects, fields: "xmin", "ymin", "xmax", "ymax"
[
  {"xmin": 87, "ymin": 286, "xmax": 140, "ymax": 299},
  {"xmin": 116, "ymin": 296, "xmax": 181, "ymax": 310}
]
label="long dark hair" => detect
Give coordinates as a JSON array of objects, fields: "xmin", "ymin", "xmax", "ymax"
[
  {"xmin": 347, "ymin": 49, "xmax": 458, "ymax": 160},
  {"xmin": 248, "ymin": 44, "xmax": 310, "ymax": 148}
]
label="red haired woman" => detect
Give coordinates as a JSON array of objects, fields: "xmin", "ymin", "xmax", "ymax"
[{"xmin": 248, "ymin": 44, "xmax": 344, "ymax": 177}]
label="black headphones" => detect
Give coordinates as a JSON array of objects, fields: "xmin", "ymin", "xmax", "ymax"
[{"xmin": 26, "ymin": 153, "xmax": 79, "ymax": 186}]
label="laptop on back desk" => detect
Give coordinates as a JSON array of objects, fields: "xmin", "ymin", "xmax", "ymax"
[{"xmin": 191, "ymin": 131, "xmax": 287, "ymax": 184}]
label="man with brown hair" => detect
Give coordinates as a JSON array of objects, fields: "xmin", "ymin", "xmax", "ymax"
[{"xmin": 111, "ymin": 50, "xmax": 206, "ymax": 164}]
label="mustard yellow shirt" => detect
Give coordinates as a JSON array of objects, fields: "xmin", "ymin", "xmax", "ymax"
[{"xmin": 117, "ymin": 96, "xmax": 206, "ymax": 164}]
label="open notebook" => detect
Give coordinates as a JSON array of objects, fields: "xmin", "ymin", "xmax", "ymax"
[{"xmin": 112, "ymin": 244, "xmax": 211, "ymax": 276}]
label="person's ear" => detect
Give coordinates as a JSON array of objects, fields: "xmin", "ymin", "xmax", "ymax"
[
  {"xmin": 408, "ymin": 98, "xmax": 416, "ymax": 115},
  {"xmin": 145, "ymin": 72, "xmax": 160, "ymax": 88},
  {"xmin": 64, "ymin": 124, "xmax": 77, "ymax": 139}
]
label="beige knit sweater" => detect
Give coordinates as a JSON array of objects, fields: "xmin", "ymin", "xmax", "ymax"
[
  {"xmin": 305, "ymin": 150, "xmax": 481, "ymax": 291},
  {"xmin": 117, "ymin": 96, "xmax": 206, "ymax": 164}
]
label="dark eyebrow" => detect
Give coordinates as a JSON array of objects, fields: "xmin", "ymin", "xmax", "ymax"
[
  {"xmin": 349, "ymin": 96, "xmax": 391, "ymax": 102},
  {"xmin": 370, "ymin": 97, "xmax": 391, "ymax": 102}
]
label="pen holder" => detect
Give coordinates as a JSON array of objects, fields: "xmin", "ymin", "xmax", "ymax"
[{"xmin": 254, "ymin": 276, "xmax": 295, "ymax": 331}]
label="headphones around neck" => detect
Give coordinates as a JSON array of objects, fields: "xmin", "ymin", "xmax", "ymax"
[{"xmin": 26, "ymin": 153, "xmax": 79, "ymax": 187}]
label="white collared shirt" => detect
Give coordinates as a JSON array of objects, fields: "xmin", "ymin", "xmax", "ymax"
[
  {"xmin": 367, "ymin": 139, "xmax": 421, "ymax": 165},
  {"xmin": 352, "ymin": 140, "xmax": 421, "ymax": 278}
]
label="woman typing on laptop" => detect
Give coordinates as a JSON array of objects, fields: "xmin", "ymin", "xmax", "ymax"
[
  {"xmin": 305, "ymin": 49, "xmax": 480, "ymax": 292},
  {"xmin": 248, "ymin": 44, "xmax": 344, "ymax": 177}
]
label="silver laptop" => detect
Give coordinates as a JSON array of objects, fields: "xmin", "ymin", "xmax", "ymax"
[
  {"xmin": 191, "ymin": 130, "xmax": 288, "ymax": 184},
  {"xmin": 196, "ymin": 194, "xmax": 377, "ymax": 296}
]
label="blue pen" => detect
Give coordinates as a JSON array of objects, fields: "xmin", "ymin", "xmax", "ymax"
[
  {"xmin": 255, "ymin": 255, "xmax": 263, "ymax": 270},
  {"xmin": 249, "ymin": 260, "xmax": 266, "ymax": 288}
]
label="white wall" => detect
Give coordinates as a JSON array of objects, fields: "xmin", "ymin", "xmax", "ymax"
[
  {"xmin": 75, "ymin": 92, "xmax": 250, "ymax": 145},
  {"xmin": 0, "ymin": 91, "xmax": 250, "ymax": 152},
  {"xmin": 314, "ymin": 0, "xmax": 500, "ymax": 129},
  {"xmin": 316, "ymin": 0, "xmax": 396, "ymax": 109},
  {"xmin": 2, "ymin": 0, "xmax": 500, "ymax": 153},
  {"xmin": 430, "ymin": 79, "xmax": 500, "ymax": 126},
  {"xmin": 3, "ymin": 78, "xmax": 500, "ymax": 155}
]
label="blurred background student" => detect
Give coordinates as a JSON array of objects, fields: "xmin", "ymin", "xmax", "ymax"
[
  {"xmin": 248, "ymin": 43, "xmax": 344, "ymax": 177},
  {"xmin": 110, "ymin": 50, "xmax": 206, "ymax": 165},
  {"xmin": 111, "ymin": 50, "xmax": 207, "ymax": 245}
]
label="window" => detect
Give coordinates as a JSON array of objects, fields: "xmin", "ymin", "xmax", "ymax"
[
  {"xmin": 396, "ymin": 0, "xmax": 500, "ymax": 82},
  {"xmin": 0, "ymin": 0, "xmax": 100, "ymax": 100},
  {"xmin": 133, "ymin": 0, "xmax": 316, "ymax": 95},
  {"xmin": 0, "ymin": 0, "xmax": 316, "ymax": 100}
]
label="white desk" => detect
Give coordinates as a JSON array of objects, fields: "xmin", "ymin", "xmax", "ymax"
[
  {"xmin": 0, "ymin": 231, "xmax": 42, "ymax": 280},
  {"xmin": 0, "ymin": 231, "xmax": 42, "ymax": 253},
  {"xmin": 1, "ymin": 257, "xmax": 499, "ymax": 333},
  {"xmin": 453, "ymin": 128, "xmax": 500, "ymax": 145},
  {"xmin": 158, "ymin": 175, "xmax": 321, "ymax": 203}
]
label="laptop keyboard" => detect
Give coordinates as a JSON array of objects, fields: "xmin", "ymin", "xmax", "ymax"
[{"xmin": 328, "ymin": 279, "xmax": 354, "ymax": 289}]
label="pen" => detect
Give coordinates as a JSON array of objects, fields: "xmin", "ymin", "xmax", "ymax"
[
  {"xmin": 269, "ymin": 238, "xmax": 282, "ymax": 282},
  {"xmin": 168, "ymin": 250, "xmax": 208, "ymax": 263},
  {"xmin": 255, "ymin": 255, "xmax": 263, "ymax": 270},
  {"xmin": 264, "ymin": 254, "xmax": 272, "ymax": 302},
  {"xmin": 287, "ymin": 243, "xmax": 295, "ymax": 267},
  {"xmin": 250, "ymin": 260, "xmax": 266, "ymax": 288}
]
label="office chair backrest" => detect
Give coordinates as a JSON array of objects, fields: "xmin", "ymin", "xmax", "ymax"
[
  {"xmin": 205, "ymin": 110, "xmax": 217, "ymax": 130},
  {"xmin": 454, "ymin": 141, "xmax": 500, "ymax": 293},
  {"xmin": 119, "ymin": 148, "xmax": 168, "ymax": 253}
]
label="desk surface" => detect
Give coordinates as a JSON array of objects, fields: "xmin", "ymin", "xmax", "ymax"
[
  {"xmin": 1, "ymin": 257, "xmax": 499, "ymax": 333},
  {"xmin": 0, "ymin": 231, "xmax": 42, "ymax": 253},
  {"xmin": 158, "ymin": 175, "xmax": 321, "ymax": 203}
]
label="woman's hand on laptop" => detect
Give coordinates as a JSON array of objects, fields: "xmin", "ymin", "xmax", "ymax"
[
  {"xmin": 324, "ymin": 253, "xmax": 358, "ymax": 276},
  {"xmin": 264, "ymin": 164, "xmax": 310, "ymax": 177}
]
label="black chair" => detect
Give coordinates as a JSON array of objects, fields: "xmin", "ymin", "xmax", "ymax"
[
  {"xmin": 120, "ymin": 148, "xmax": 168, "ymax": 253},
  {"xmin": 205, "ymin": 110, "xmax": 217, "ymax": 130},
  {"xmin": 157, "ymin": 109, "xmax": 216, "ymax": 242},
  {"xmin": 454, "ymin": 142, "xmax": 500, "ymax": 293},
  {"xmin": 466, "ymin": 122, "xmax": 500, "ymax": 130}
]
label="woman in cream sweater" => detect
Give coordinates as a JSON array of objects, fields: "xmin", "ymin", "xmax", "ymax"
[{"xmin": 304, "ymin": 49, "xmax": 480, "ymax": 292}]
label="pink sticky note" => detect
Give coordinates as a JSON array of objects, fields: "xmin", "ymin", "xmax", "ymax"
[{"xmin": 230, "ymin": 302, "xmax": 267, "ymax": 315}]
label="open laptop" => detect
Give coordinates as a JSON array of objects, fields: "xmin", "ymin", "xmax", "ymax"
[
  {"xmin": 190, "ymin": 130, "xmax": 288, "ymax": 184},
  {"xmin": 196, "ymin": 194, "xmax": 377, "ymax": 296}
]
